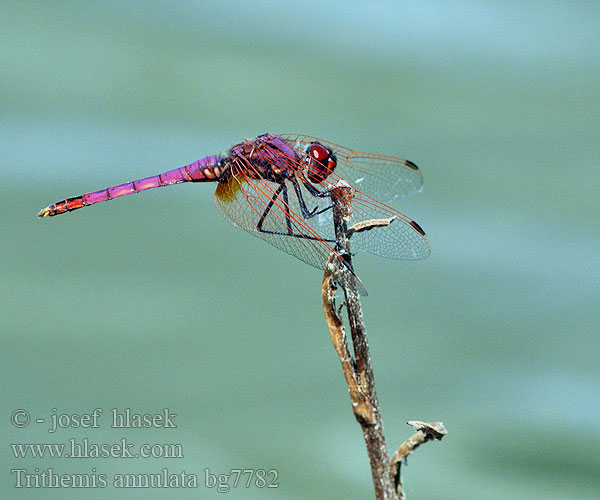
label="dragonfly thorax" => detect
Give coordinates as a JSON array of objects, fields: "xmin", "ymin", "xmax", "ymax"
[{"xmin": 229, "ymin": 134, "xmax": 299, "ymax": 183}]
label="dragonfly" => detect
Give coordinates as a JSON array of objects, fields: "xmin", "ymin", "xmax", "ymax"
[{"xmin": 38, "ymin": 133, "xmax": 430, "ymax": 291}]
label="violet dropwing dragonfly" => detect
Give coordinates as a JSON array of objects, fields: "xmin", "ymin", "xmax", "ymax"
[{"xmin": 38, "ymin": 134, "xmax": 430, "ymax": 290}]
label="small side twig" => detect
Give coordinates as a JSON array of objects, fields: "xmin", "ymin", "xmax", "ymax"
[{"xmin": 390, "ymin": 421, "xmax": 447, "ymax": 499}]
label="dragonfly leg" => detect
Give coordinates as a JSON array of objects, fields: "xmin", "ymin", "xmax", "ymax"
[
  {"xmin": 281, "ymin": 183, "xmax": 294, "ymax": 234},
  {"xmin": 290, "ymin": 177, "xmax": 334, "ymax": 219},
  {"xmin": 256, "ymin": 181, "xmax": 335, "ymax": 243},
  {"xmin": 257, "ymin": 182, "xmax": 293, "ymax": 235}
]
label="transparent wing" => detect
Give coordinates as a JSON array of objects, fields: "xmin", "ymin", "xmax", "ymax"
[
  {"xmin": 277, "ymin": 133, "xmax": 424, "ymax": 201},
  {"xmin": 213, "ymin": 158, "xmax": 369, "ymax": 293},
  {"xmin": 349, "ymin": 192, "xmax": 431, "ymax": 260},
  {"xmin": 213, "ymin": 136, "xmax": 429, "ymax": 302},
  {"xmin": 213, "ymin": 157, "xmax": 337, "ymax": 270},
  {"xmin": 276, "ymin": 136, "xmax": 431, "ymax": 260}
]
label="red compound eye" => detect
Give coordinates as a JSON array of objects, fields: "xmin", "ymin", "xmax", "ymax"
[
  {"xmin": 307, "ymin": 142, "xmax": 336, "ymax": 184},
  {"xmin": 310, "ymin": 143, "xmax": 329, "ymax": 162}
]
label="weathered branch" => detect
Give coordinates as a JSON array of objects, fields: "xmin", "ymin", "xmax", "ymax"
[
  {"xmin": 321, "ymin": 182, "xmax": 446, "ymax": 499},
  {"xmin": 322, "ymin": 267, "xmax": 375, "ymax": 423},
  {"xmin": 322, "ymin": 182, "xmax": 395, "ymax": 499}
]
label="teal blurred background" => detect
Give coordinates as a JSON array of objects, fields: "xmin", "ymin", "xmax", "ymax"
[{"xmin": 2, "ymin": 1, "xmax": 599, "ymax": 498}]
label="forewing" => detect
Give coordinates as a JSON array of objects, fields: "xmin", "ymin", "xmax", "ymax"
[
  {"xmin": 275, "ymin": 135, "xmax": 430, "ymax": 260},
  {"xmin": 277, "ymin": 133, "xmax": 424, "ymax": 201},
  {"xmin": 350, "ymin": 193, "xmax": 431, "ymax": 260}
]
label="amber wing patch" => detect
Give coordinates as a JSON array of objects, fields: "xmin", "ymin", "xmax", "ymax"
[{"xmin": 215, "ymin": 174, "xmax": 243, "ymax": 202}]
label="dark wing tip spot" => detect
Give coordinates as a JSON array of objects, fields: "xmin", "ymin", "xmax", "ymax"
[
  {"xmin": 405, "ymin": 159, "xmax": 419, "ymax": 170},
  {"xmin": 410, "ymin": 219, "xmax": 426, "ymax": 236}
]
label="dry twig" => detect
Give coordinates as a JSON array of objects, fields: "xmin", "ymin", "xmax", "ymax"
[
  {"xmin": 390, "ymin": 421, "xmax": 447, "ymax": 499},
  {"xmin": 322, "ymin": 182, "xmax": 395, "ymax": 499},
  {"xmin": 321, "ymin": 182, "xmax": 445, "ymax": 499}
]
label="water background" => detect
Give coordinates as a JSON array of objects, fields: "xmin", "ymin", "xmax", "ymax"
[{"xmin": 2, "ymin": 1, "xmax": 599, "ymax": 498}]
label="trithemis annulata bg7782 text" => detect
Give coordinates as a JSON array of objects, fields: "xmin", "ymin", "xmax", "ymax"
[{"xmin": 38, "ymin": 134, "xmax": 430, "ymax": 283}]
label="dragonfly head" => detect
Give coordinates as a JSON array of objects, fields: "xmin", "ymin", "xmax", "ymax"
[{"xmin": 306, "ymin": 142, "xmax": 337, "ymax": 184}]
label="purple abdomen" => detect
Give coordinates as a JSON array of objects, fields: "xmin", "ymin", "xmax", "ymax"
[{"xmin": 38, "ymin": 155, "xmax": 225, "ymax": 217}]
